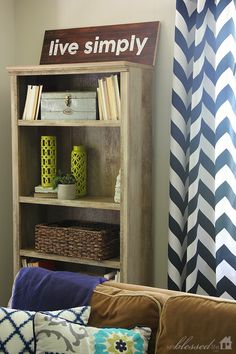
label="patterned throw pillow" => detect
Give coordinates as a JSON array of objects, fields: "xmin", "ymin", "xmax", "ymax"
[
  {"xmin": 0, "ymin": 306, "xmax": 90, "ymax": 354},
  {"xmin": 34, "ymin": 312, "xmax": 151, "ymax": 354}
]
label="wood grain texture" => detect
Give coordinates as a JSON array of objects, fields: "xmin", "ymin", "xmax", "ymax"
[
  {"xmin": 18, "ymin": 120, "xmax": 121, "ymax": 127},
  {"xmin": 20, "ymin": 249, "xmax": 120, "ymax": 269},
  {"xmin": 40, "ymin": 22, "xmax": 160, "ymax": 65},
  {"xmin": 20, "ymin": 196, "xmax": 120, "ymax": 210},
  {"xmin": 121, "ymin": 68, "xmax": 153, "ymax": 285},
  {"xmin": 7, "ymin": 61, "xmax": 153, "ymax": 76}
]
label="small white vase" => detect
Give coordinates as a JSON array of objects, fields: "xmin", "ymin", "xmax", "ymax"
[
  {"xmin": 114, "ymin": 169, "xmax": 121, "ymax": 203},
  {"xmin": 57, "ymin": 184, "xmax": 76, "ymax": 200}
]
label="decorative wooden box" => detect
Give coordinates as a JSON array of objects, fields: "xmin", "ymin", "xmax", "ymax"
[{"xmin": 41, "ymin": 91, "xmax": 97, "ymax": 120}]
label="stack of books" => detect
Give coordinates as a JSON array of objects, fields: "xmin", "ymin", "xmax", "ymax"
[
  {"xmin": 22, "ymin": 85, "xmax": 43, "ymax": 120},
  {"xmin": 21, "ymin": 258, "xmax": 56, "ymax": 270},
  {"xmin": 97, "ymin": 75, "xmax": 121, "ymax": 121},
  {"xmin": 34, "ymin": 185, "xmax": 57, "ymax": 198}
]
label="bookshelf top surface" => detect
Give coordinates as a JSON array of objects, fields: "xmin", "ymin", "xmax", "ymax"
[{"xmin": 7, "ymin": 61, "xmax": 153, "ymax": 76}]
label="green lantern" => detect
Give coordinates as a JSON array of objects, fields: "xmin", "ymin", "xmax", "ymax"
[
  {"xmin": 71, "ymin": 145, "xmax": 87, "ymax": 197},
  {"xmin": 41, "ymin": 136, "xmax": 57, "ymax": 187}
]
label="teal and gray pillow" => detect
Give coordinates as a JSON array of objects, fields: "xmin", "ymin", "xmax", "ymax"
[{"xmin": 34, "ymin": 312, "xmax": 151, "ymax": 354}]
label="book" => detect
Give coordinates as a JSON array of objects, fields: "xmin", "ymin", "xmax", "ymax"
[
  {"xmin": 106, "ymin": 75, "xmax": 119, "ymax": 120},
  {"xmin": 97, "ymin": 87, "xmax": 104, "ymax": 120},
  {"xmin": 30, "ymin": 260, "xmax": 56, "ymax": 270},
  {"xmin": 22, "ymin": 85, "xmax": 32, "ymax": 120},
  {"xmin": 21, "ymin": 258, "xmax": 28, "ymax": 267},
  {"xmin": 114, "ymin": 271, "xmax": 120, "ymax": 282},
  {"xmin": 35, "ymin": 185, "xmax": 57, "ymax": 193},
  {"xmin": 34, "ymin": 85, "xmax": 43, "ymax": 120},
  {"xmin": 102, "ymin": 77, "xmax": 111, "ymax": 119},
  {"xmin": 113, "ymin": 75, "xmax": 121, "ymax": 120},
  {"xmin": 104, "ymin": 270, "xmax": 117, "ymax": 280},
  {"xmin": 97, "ymin": 75, "xmax": 121, "ymax": 121},
  {"xmin": 22, "ymin": 85, "xmax": 43, "ymax": 120},
  {"xmin": 26, "ymin": 85, "xmax": 38, "ymax": 120},
  {"xmin": 34, "ymin": 192, "xmax": 57, "ymax": 198},
  {"xmin": 21, "ymin": 258, "xmax": 56, "ymax": 270},
  {"xmin": 98, "ymin": 78, "xmax": 108, "ymax": 120}
]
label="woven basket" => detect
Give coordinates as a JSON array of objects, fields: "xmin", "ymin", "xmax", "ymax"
[{"xmin": 35, "ymin": 220, "xmax": 120, "ymax": 261}]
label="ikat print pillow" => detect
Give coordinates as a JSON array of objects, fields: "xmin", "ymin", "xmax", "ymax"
[
  {"xmin": 0, "ymin": 305, "xmax": 90, "ymax": 354},
  {"xmin": 34, "ymin": 312, "xmax": 151, "ymax": 354}
]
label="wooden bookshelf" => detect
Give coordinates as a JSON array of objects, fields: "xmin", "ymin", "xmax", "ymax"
[{"xmin": 8, "ymin": 61, "xmax": 153, "ymax": 285}]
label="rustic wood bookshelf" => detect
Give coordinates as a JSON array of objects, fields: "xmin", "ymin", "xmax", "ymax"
[{"xmin": 8, "ymin": 61, "xmax": 153, "ymax": 285}]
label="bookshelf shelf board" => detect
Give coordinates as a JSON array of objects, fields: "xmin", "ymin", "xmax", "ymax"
[
  {"xmin": 19, "ymin": 195, "xmax": 120, "ymax": 211},
  {"xmin": 18, "ymin": 119, "xmax": 121, "ymax": 127},
  {"xmin": 20, "ymin": 249, "xmax": 121, "ymax": 269}
]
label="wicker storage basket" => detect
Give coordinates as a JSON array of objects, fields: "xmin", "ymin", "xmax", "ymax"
[{"xmin": 35, "ymin": 220, "xmax": 120, "ymax": 261}]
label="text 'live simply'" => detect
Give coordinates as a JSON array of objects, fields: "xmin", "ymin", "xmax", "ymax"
[{"xmin": 48, "ymin": 35, "xmax": 149, "ymax": 57}]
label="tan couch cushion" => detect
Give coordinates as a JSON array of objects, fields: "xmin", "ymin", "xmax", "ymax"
[
  {"xmin": 103, "ymin": 281, "xmax": 178, "ymax": 306},
  {"xmin": 156, "ymin": 294, "xmax": 236, "ymax": 354},
  {"xmin": 88, "ymin": 284, "xmax": 162, "ymax": 354}
]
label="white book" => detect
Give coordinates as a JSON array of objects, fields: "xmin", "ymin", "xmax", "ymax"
[
  {"xmin": 24, "ymin": 85, "xmax": 39, "ymax": 120},
  {"xmin": 104, "ymin": 270, "xmax": 117, "ymax": 280},
  {"xmin": 31, "ymin": 85, "xmax": 40, "ymax": 120},
  {"xmin": 25, "ymin": 85, "xmax": 34, "ymax": 120},
  {"xmin": 22, "ymin": 85, "xmax": 32, "ymax": 120},
  {"xmin": 102, "ymin": 78, "xmax": 111, "ymax": 120},
  {"xmin": 106, "ymin": 76, "xmax": 118, "ymax": 120},
  {"xmin": 21, "ymin": 258, "xmax": 28, "ymax": 267},
  {"xmin": 98, "ymin": 78, "xmax": 108, "ymax": 120},
  {"xmin": 114, "ymin": 271, "xmax": 120, "ymax": 282}
]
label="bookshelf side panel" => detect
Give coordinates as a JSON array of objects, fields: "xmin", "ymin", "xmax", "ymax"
[{"xmin": 121, "ymin": 68, "xmax": 153, "ymax": 285}]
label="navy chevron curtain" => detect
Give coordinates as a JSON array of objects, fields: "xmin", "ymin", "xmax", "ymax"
[{"xmin": 169, "ymin": 0, "xmax": 236, "ymax": 299}]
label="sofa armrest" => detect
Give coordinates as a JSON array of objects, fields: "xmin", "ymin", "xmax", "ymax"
[{"xmin": 156, "ymin": 294, "xmax": 236, "ymax": 353}]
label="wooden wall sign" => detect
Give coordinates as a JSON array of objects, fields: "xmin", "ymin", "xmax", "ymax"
[{"xmin": 40, "ymin": 21, "xmax": 160, "ymax": 66}]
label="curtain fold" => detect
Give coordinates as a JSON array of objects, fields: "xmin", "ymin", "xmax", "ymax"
[{"xmin": 168, "ymin": 0, "xmax": 236, "ymax": 299}]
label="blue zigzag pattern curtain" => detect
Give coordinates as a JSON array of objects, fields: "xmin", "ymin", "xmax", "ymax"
[{"xmin": 169, "ymin": 0, "xmax": 236, "ymax": 299}]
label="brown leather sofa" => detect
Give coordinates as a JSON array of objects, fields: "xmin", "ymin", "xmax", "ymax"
[{"xmin": 88, "ymin": 281, "xmax": 236, "ymax": 354}]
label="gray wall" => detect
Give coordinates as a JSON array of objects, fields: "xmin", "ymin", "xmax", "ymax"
[
  {"xmin": 0, "ymin": 0, "xmax": 175, "ymax": 303},
  {"xmin": 0, "ymin": 0, "xmax": 15, "ymax": 305}
]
